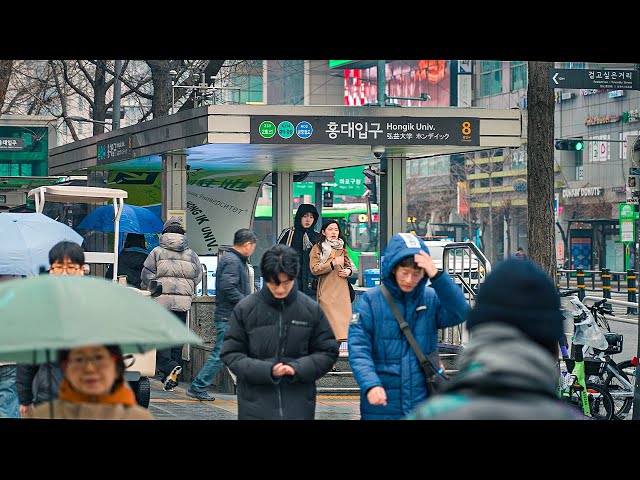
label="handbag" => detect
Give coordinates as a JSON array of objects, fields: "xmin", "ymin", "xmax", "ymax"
[
  {"xmin": 379, "ymin": 284, "xmax": 449, "ymax": 395},
  {"xmin": 348, "ymin": 281, "xmax": 355, "ymax": 303}
]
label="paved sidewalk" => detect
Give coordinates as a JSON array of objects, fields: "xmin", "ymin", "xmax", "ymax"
[{"xmin": 147, "ymin": 378, "xmax": 361, "ymax": 420}]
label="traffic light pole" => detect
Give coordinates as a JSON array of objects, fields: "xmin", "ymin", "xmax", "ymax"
[
  {"xmin": 629, "ymin": 134, "xmax": 640, "ymax": 419},
  {"xmin": 634, "ymin": 211, "xmax": 640, "ymax": 419}
]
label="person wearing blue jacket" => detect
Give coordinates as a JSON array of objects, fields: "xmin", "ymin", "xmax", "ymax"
[{"xmin": 348, "ymin": 233, "xmax": 470, "ymax": 420}]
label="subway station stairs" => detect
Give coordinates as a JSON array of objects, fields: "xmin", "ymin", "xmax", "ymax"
[{"xmin": 316, "ymin": 342, "xmax": 462, "ymax": 396}]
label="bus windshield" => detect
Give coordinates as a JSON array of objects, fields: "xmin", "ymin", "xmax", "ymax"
[{"xmin": 345, "ymin": 212, "xmax": 378, "ymax": 252}]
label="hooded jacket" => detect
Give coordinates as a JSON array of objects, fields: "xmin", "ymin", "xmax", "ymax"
[
  {"xmin": 105, "ymin": 246, "xmax": 148, "ymax": 289},
  {"xmin": 140, "ymin": 232, "xmax": 202, "ymax": 312},
  {"xmin": 348, "ymin": 233, "xmax": 470, "ymax": 420},
  {"xmin": 277, "ymin": 204, "xmax": 320, "ymax": 297},
  {"xmin": 405, "ymin": 323, "xmax": 588, "ymax": 420},
  {"xmin": 220, "ymin": 284, "xmax": 338, "ymax": 419}
]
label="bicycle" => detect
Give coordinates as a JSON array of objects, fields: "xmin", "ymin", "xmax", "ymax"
[
  {"xmin": 579, "ymin": 297, "xmax": 635, "ymax": 419},
  {"xmin": 558, "ymin": 297, "xmax": 615, "ymax": 420}
]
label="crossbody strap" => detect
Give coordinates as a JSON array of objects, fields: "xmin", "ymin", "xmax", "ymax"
[{"xmin": 379, "ymin": 284, "xmax": 437, "ymax": 376}]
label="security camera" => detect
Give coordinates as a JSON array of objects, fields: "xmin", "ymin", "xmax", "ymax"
[{"xmin": 371, "ymin": 145, "xmax": 385, "ymax": 159}]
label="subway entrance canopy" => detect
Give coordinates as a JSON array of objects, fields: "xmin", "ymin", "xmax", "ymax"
[{"xmin": 48, "ymin": 104, "xmax": 522, "ymax": 254}]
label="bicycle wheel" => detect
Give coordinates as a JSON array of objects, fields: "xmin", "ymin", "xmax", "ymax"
[
  {"xmin": 605, "ymin": 360, "xmax": 635, "ymax": 420},
  {"xmin": 584, "ymin": 382, "xmax": 615, "ymax": 420}
]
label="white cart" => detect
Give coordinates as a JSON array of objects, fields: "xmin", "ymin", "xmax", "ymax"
[{"xmin": 27, "ymin": 185, "xmax": 155, "ymax": 407}]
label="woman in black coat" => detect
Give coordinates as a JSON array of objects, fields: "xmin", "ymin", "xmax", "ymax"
[
  {"xmin": 220, "ymin": 244, "xmax": 338, "ymax": 420},
  {"xmin": 276, "ymin": 203, "xmax": 320, "ymax": 298}
]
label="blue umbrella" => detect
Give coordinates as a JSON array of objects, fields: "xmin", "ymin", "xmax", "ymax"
[
  {"xmin": 0, "ymin": 212, "xmax": 84, "ymax": 276},
  {"xmin": 77, "ymin": 203, "xmax": 163, "ymax": 234}
]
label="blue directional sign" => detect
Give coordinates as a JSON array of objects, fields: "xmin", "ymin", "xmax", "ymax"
[{"xmin": 549, "ymin": 68, "xmax": 639, "ymax": 90}]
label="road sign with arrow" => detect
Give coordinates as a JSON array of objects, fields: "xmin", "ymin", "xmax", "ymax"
[{"xmin": 549, "ymin": 68, "xmax": 639, "ymax": 90}]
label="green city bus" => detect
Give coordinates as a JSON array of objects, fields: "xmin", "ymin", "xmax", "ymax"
[{"xmin": 251, "ymin": 202, "xmax": 379, "ymax": 274}]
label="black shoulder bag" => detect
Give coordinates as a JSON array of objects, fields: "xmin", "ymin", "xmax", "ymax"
[{"xmin": 379, "ymin": 284, "xmax": 449, "ymax": 395}]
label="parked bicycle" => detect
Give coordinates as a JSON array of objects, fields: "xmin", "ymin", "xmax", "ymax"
[
  {"xmin": 578, "ymin": 297, "xmax": 635, "ymax": 420},
  {"xmin": 558, "ymin": 297, "xmax": 614, "ymax": 420}
]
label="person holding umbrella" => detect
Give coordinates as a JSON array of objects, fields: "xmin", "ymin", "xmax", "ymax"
[
  {"xmin": 16, "ymin": 241, "xmax": 85, "ymax": 418},
  {"xmin": 25, "ymin": 344, "xmax": 155, "ymax": 420},
  {"xmin": 0, "ymin": 265, "xmax": 203, "ymax": 420}
]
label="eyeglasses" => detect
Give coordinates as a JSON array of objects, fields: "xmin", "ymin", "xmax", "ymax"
[
  {"xmin": 64, "ymin": 353, "xmax": 117, "ymax": 370},
  {"xmin": 50, "ymin": 264, "xmax": 82, "ymax": 273}
]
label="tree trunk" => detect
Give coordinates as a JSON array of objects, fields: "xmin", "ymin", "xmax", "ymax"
[
  {"xmin": 527, "ymin": 61, "xmax": 556, "ymax": 278},
  {"xmin": 0, "ymin": 60, "xmax": 13, "ymax": 111}
]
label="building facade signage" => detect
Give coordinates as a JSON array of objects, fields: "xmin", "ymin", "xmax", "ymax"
[
  {"xmin": 513, "ymin": 178, "xmax": 527, "ymax": 192},
  {"xmin": 249, "ymin": 116, "xmax": 480, "ymax": 146},
  {"xmin": 97, "ymin": 135, "xmax": 132, "ymax": 165},
  {"xmin": 622, "ymin": 109, "xmax": 639, "ymax": 123},
  {"xmin": 0, "ymin": 138, "xmax": 25, "ymax": 151},
  {"xmin": 580, "ymin": 88, "xmax": 607, "ymax": 96},
  {"xmin": 562, "ymin": 186, "xmax": 603, "ymax": 198},
  {"xmin": 585, "ymin": 114, "xmax": 620, "ymax": 126}
]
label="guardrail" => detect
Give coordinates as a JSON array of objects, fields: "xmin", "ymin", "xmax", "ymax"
[
  {"xmin": 440, "ymin": 242, "xmax": 491, "ymax": 347},
  {"xmin": 557, "ymin": 268, "xmax": 638, "ymax": 314}
]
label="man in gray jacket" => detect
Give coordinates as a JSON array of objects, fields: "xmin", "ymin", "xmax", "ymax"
[
  {"xmin": 186, "ymin": 228, "xmax": 257, "ymax": 401},
  {"xmin": 141, "ymin": 219, "xmax": 202, "ymax": 391}
]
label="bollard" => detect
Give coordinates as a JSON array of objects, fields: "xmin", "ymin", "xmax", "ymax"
[
  {"xmin": 556, "ymin": 270, "xmax": 562, "ymax": 290},
  {"xmin": 601, "ymin": 268, "xmax": 613, "ymax": 313},
  {"xmin": 576, "ymin": 268, "xmax": 585, "ymax": 301},
  {"xmin": 628, "ymin": 269, "xmax": 638, "ymax": 315}
]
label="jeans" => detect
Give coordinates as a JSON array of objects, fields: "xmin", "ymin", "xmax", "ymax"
[
  {"xmin": 189, "ymin": 320, "xmax": 229, "ymax": 393},
  {"xmin": 156, "ymin": 310, "xmax": 188, "ymax": 379},
  {"xmin": 0, "ymin": 365, "xmax": 20, "ymax": 418}
]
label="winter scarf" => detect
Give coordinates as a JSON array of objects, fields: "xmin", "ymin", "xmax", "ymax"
[
  {"xmin": 58, "ymin": 378, "xmax": 137, "ymax": 406},
  {"xmin": 320, "ymin": 238, "xmax": 344, "ymax": 262}
]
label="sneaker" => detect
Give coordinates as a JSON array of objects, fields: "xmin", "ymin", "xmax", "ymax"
[
  {"xmin": 163, "ymin": 366, "xmax": 182, "ymax": 392},
  {"xmin": 186, "ymin": 387, "xmax": 215, "ymax": 401}
]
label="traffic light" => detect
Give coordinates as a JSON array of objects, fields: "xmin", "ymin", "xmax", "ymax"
[
  {"xmin": 323, "ymin": 190, "xmax": 334, "ymax": 207},
  {"xmin": 555, "ymin": 139, "xmax": 585, "ymax": 151},
  {"xmin": 363, "ymin": 167, "xmax": 378, "ymax": 204}
]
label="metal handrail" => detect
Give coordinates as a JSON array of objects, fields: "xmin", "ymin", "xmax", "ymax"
[{"xmin": 200, "ymin": 264, "xmax": 208, "ymax": 295}]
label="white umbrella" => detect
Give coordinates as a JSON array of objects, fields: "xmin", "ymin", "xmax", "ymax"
[{"xmin": 0, "ymin": 212, "xmax": 84, "ymax": 276}]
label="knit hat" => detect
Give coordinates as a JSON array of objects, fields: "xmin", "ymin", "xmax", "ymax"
[
  {"xmin": 163, "ymin": 219, "xmax": 182, "ymax": 230},
  {"xmin": 466, "ymin": 258, "xmax": 564, "ymax": 343}
]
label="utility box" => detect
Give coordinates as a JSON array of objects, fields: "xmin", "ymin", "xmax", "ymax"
[
  {"xmin": 363, "ymin": 268, "xmax": 381, "ymax": 288},
  {"xmin": 358, "ymin": 253, "xmax": 378, "ymax": 286}
]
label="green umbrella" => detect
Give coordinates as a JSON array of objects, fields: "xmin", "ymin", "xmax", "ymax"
[{"xmin": 0, "ymin": 275, "xmax": 203, "ymax": 364}]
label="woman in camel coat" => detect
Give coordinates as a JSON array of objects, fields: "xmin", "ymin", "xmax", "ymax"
[{"xmin": 310, "ymin": 219, "xmax": 356, "ymax": 344}]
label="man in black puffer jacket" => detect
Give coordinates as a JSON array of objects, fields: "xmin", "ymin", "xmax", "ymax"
[{"xmin": 221, "ymin": 244, "xmax": 339, "ymax": 420}]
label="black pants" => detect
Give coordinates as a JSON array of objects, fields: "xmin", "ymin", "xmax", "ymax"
[{"xmin": 156, "ymin": 310, "xmax": 188, "ymax": 379}]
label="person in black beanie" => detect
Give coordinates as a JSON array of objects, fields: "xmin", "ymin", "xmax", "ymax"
[
  {"xmin": 405, "ymin": 258, "xmax": 588, "ymax": 420},
  {"xmin": 276, "ymin": 203, "xmax": 321, "ymax": 298}
]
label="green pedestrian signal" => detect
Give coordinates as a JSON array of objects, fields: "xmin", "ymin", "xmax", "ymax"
[{"xmin": 555, "ymin": 139, "xmax": 585, "ymax": 151}]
